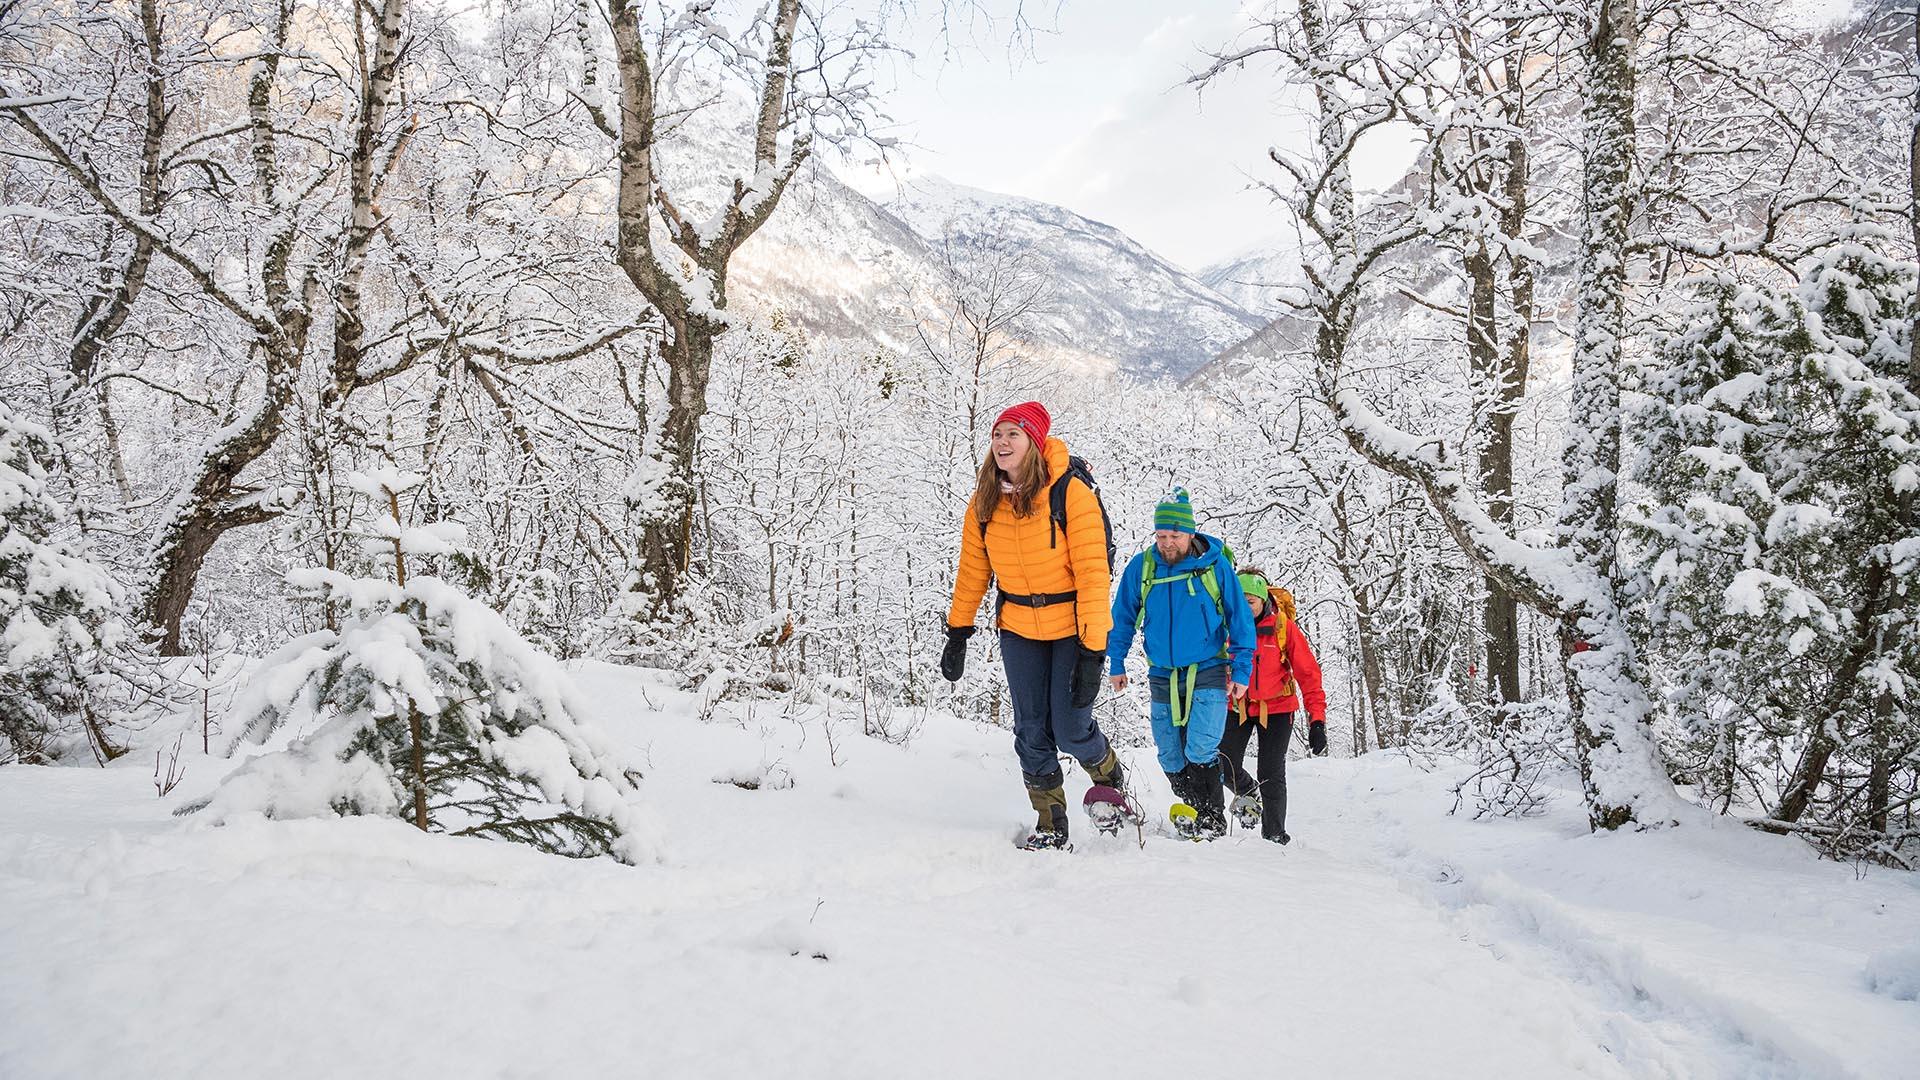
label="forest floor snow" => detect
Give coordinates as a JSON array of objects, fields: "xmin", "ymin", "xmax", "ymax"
[{"xmin": 2, "ymin": 661, "xmax": 1915, "ymax": 1079}]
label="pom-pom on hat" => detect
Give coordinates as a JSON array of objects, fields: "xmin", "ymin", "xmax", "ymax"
[
  {"xmin": 993, "ymin": 401, "xmax": 1051, "ymax": 449},
  {"xmin": 1154, "ymin": 488, "xmax": 1197, "ymax": 534}
]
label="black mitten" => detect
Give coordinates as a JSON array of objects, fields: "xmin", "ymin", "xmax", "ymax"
[
  {"xmin": 1069, "ymin": 646, "xmax": 1106, "ymax": 709},
  {"xmin": 940, "ymin": 626, "xmax": 975, "ymax": 682}
]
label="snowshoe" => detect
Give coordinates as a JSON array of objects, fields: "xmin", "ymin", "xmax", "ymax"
[
  {"xmin": 1230, "ymin": 794, "xmax": 1262, "ymax": 832},
  {"xmin": 1168, "ymin": 802, "xmax": 1201, "ymax": 841},
  {"xmin": 1015, "ymin": 829, "xmax": 1072, "ymax": 852},
  {"xmin": 1083, "ymin": 784, "xmax": 1144, "ymax": 836}
]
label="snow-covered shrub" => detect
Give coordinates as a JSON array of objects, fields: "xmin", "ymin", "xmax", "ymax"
[
  {"xmin": 712, "ymin": 760, "xmax": 795, "ymax": 791},
  {"xmin": 1407, "ymin": 679, "xmax": 1569, "ymax": 820},
  {"xmin": 191, "ymin": 470, "xmax": 654, "ymax": 864},
  {"xmin": 0, "ymin": 404, "xmax": 132, "ymax": 765}
]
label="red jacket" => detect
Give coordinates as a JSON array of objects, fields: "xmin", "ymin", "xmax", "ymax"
[{"xmin": 1238, "ymin": 609, "xmax": 1327, "ymax": 725}]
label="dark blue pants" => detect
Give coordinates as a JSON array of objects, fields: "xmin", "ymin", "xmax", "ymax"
[{"xmin": 1000, "ymin": 631, "xmax": 1110, "ymax": 780}]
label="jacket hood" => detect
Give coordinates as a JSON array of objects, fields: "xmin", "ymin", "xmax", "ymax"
[
  {"xmin": 1160, "ymin": 532, "xmax": 1227, "ymax": 574},
  {"xmin": 1040, "ymin": 435, "xmax": 1070, "ymax": 483}
]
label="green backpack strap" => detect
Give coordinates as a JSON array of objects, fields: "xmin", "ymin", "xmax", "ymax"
[
  {"xmin": 1196, "ymin": 564, "xmax": 1223, "ymax": 613},
  {"xmin": 1135, "ymin": 548, "xmax": 1158, "ymax": 631},
  {"xmin": 1201, "ymin": 566, "xmax": 1229, "ymax": 661}
]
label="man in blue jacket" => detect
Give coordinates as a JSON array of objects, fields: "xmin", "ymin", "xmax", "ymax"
[{"xmin": 1107, "ymin": 488, "xmax": 1256, "ymax": 839}]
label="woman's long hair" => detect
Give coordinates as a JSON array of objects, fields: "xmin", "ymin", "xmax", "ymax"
[{"xmin": 972, "ymin": 437, "xmax": 1049, "ymax": 528}]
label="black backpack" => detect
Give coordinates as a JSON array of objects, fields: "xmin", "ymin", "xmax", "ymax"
[{"xmin": 980, "ymin": 455, "xmax": 1116, "ymax": 573}]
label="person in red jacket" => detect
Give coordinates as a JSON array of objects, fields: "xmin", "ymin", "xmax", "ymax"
[{"xmin": 1216, "ymin": 569, "xmax": 1328, "ymax": 844}]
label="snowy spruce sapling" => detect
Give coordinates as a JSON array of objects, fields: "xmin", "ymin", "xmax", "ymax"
[
  {"xmin": 188, "ymin": 469, "xmax": 654, "ymax": 863},
  {"xmin": 0, "ymin": 403, "xmax": 131, "ymax": 765}
]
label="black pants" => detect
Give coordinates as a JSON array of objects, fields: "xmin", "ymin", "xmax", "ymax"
[{"xmin": 1218, "ymin": 711, "xmax": 1292, "ymax": 840}]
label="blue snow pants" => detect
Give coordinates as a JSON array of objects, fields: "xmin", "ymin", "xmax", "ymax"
[{"xmin": 1149, "ymin": 688, "xmax": 1229, "ymax": 774}]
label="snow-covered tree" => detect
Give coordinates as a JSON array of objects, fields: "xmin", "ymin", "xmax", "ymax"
[
  {"xmin": 1196, "ymin": 0, "xmax": 1684, "ymax": 829},
  {"xmin": 597, "ymin": 0, "xmax": 895, "ymax": 622},
  {"xmin": 194, "ymin": 470, "xmax": 654, "ymax": 864},
  {"xmin": 0, "ymin": 404, "xmax": 129, "ymax": 764},
  {"xmin": 1630, "ymin": 248, "xmax": 1920, "ymax": 863}
]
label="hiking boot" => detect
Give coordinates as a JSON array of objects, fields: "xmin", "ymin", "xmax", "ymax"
[
  {"xmin": 1186, "ymin": 762, "xmax": 1228, "ymax": 839},
  {"xmin": 1024, "ymin": 768, "xmax": 1070, "ymax": 841},
  {"xmin": 1085, "ymin": 746, "xmax": 1128, "ymax": 794},
  {"xmin": 1165, "ymin": 768, "xmax": 1193, "ymax": 807}
]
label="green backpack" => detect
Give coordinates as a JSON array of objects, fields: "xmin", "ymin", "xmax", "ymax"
[{"xmin": 1133, "ymin": 541, "xmax": 1235, "ymax": 631}]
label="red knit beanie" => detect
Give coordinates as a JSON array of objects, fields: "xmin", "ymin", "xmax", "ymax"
[{"xmin": 993, "ymin": 401, "xmax": 1051, "ymax": 450}]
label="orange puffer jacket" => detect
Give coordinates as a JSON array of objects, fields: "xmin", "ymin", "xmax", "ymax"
[{"xmin": 947, "ymin": 436, "xmax": 1113, "ymax": 649}]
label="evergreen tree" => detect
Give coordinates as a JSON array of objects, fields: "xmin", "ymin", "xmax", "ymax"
[
  {"xmin": 1630, "ymin": 247, "xmax": 1920, "ymax": 863},
  {"xmin": 193, "ymin": 469, "xmax": 655, "ymax": 864},
  {"xmin": 0, "ymin": 403, "xmax": 129, "ymax": 765}
]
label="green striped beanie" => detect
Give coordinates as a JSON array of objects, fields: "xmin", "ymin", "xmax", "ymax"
[{"xmin": 1154, "ymin": 488, "xmax": 1196, "ymax": 533}]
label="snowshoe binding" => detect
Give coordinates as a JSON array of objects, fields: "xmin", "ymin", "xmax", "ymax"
[
  {"xmin": 1168, "ymin": 802, "xmax": 1201, "ymax": 841},
  {"xmin": 1083, "ymin": 784, "xmax": 1144, "ymax": 837},
  {"xmin": 1015, "ymin": 829, "xmax": 1072, "ymax": 852},
  {"xmin": 1230, "ymin": 794, "xmax": 1262, "ymax": 832}
]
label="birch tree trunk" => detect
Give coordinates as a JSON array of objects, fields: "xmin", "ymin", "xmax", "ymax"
[
  {"xmin": 1554, "ymin": 0, "xmax": 1662, "ymax": 829},
  {"xmin": 606, "ymin": 0, "xmax": 808, "ymax": 622}
]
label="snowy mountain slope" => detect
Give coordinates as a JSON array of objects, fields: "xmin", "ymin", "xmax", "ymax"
[
  {"xmin": 1197, "ymin": 236, "xmax": 1305, "ymax": 319},
  {"xmin": 877, "ymin": 175, "xmax": 1267, "ymax": 378},
  {"xmin": 635, "ymin": 75, "xmax": 1265, "ymax": 378},
  {"xmin": 2, "ymin": 661, "xmax": 1914, "ymax": 1079},
  {"xmin": 727, "ymin": 166, "xmax": 937, "ymax": 346}
]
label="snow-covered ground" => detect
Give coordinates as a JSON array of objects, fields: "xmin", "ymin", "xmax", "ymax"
[{"xmin": 2, "ymin": 662, "xmax": 1915, "ymax": 1079}]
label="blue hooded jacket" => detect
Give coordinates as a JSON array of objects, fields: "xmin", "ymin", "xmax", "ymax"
[{"xmin": 1106, "ymin": 533, "xmax": 1255, "ymax": 684}]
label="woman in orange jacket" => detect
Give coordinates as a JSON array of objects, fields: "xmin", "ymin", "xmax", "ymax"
[{"xmin": 942, "ymin": 401, "xmax": 1126, "ymax": 849}]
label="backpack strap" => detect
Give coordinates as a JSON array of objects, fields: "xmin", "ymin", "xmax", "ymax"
[
  {"xmin": 1135, "ymin": 548, "xmax": 1159, "ymax": 631},
  {"xmin": 1197, "ymin": 564, "xmax": 1223, "ymax": 614},
  {"xmin": 1275, "ymin": 616, "xmax": 1297, "ymax": 700},
  {"xmin": 1168, "ymin": 663, "xmax": 1200, "ymax": 729},
  {"xmin": 1202, "ymin": 564, "xmax": 1228, "ymax": 661},
  {"xmin": 1137, "ymin": 554, "xmax": 1227, "ymax": 616}
]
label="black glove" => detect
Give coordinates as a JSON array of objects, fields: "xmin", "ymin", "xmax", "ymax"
[
  {"xmin": 1069, "ymin": 645, "xmax": 1106, "ymax": 709},
  {"xmin": 940, "ymin": 626, "xmax": 974, "ymax": 682},
  {"xmin": 1308, "ymin": 720, "xmax": 1328, "ymax": 756}
]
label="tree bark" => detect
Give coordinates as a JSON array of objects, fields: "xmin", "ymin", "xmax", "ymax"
[
  {"xmin": 1772, "ymin": 560, "xmax": 1891, "ymax": 823},
  {"xmin": 407, "ymin": 705, "xmax": 429, "ymax": 831},
  {"xmin": 141, "ymin": 348, "xmax": 300, "ymax": 652},
  {"xmin": 61, "ymin": 0, "xmax": 165, "ymax": 503},
  {"xmin": 633, "ymin": 323, "xmax": 716, "ymax": 606},
  {"xmin": 1910, "ymin": 5, "xmax": 1919, "ymax": 397},
  {"xmin": 1464, "ymin": 231, "xmax": 1522, "ymax": 706},
  {"xmin": 1555, "ymin": 0, "xmax": 1647, "ymax": 830},
  {"xmin": 329, "ymin": 0, "xmax": 407, "ymax": 410},
  {"xmin": 1489, "ymin": 32, "xmax": 1535, "ymax": 707},
  {"xmin": 67, "ymin": 0, "xmax": 165, "ymax": 391}
]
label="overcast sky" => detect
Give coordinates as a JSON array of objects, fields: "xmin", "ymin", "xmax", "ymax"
[
  {"xmin": 838, "ymin": 0, "xmax": 1856, "ymax": 274},
  {"xmin": 838, "ymin": 0, "xmax": 1414, "ymax": 273}
]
